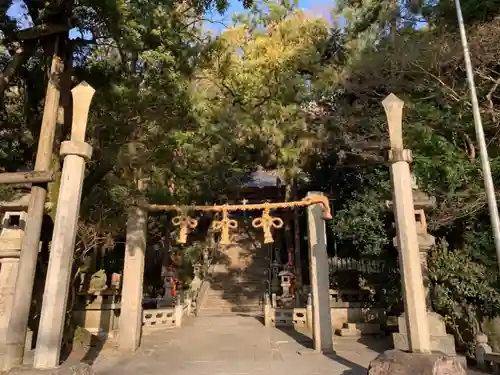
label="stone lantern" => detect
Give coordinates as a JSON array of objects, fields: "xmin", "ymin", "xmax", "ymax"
[
  {"xmin": 270, "ymin": 260, "xmax": 281, "ymax": 295},
  {"xmin": 278, "ymin": 269, "xmax": 293, "ymax": 298},
  {"xmin": 0, "ymin": 211, "xmax": 25, "ymax": 340},
  {"xmin": 202, "ymin": 248, "xmax": 209, "ymax": 265},
  {"xmin": 193, "ymin": 262, "xmax": 202, "ymax": 280},
  {"xmin": 388, "ymin": 186, "xmax": 456, "ymax": 356}
]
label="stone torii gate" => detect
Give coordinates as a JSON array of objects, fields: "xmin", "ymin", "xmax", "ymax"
[
  {"xmin": 118, "ymin": 194, "xmax": 336, "ymax": 354},
  {"xmin": 0, "ymin": 90, "xmax": 439, "ymax": 371}
]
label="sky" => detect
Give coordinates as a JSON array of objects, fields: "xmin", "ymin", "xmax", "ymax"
[
  {"xmin": 204, "ymin": 0, "xmax": 334, "ymax": 34},
  {"xmin": 6, "ymin": 0, "xmax": 335, "ymax": 37}
]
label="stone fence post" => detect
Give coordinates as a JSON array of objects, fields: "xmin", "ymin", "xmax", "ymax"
[{"xmin": 476, "ymin": 333, "xmax": 493, "ymax": 370}]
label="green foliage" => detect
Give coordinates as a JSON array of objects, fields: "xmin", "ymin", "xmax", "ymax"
[
  {"xmin": 428, "ymin": 239, "xmax": 500, "ymax": 354},
  {"xmin": 3, "ymin": 0, "xmax": 500, "ymax": 354},
  {"xmin": 332, "ymin": 169, "xmax": 391, "ymax": 257},
  {"xmin": 326, "ymin": 0, "xmax": 500, "ymax": 353}
]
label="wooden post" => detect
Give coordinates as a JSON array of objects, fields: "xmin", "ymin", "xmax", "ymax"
[
  {"xmin": 1, "ymin": 40, "xmax": 64, "ymax": 371},
  {"xmin": 306, "ymin": 191, "xmax": 334, "ymax": 354},
  {"xmin": 33, "ymin": 83, "xmax": 95, "ymax": 368},
  {"xmin": 383, "ymin": 93, "xmax": 431, "ymax": 353},
  {"xmin": 118, "ymin": 205, "xmax": 147, "ymax": 352}
]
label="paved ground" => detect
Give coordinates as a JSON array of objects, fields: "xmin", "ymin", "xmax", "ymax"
[
  {"xmin": 88, "ymin": 315, "xmax": 488, "ymax": 375},
  {"xmin": 91, "ymin": 315, "xmax": 390, "ymax": 375}
]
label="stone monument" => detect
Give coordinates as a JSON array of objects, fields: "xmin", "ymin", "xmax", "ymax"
[{"xmin": 388, "ymin": 186, "xmax": 456, "ymax": 355}]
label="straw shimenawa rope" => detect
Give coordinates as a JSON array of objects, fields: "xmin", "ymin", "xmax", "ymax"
[
  {"xmin": 148, "ymin": 194, "xmax": 332, "ymax": 244},
  {"xmin": 148, "ymin": 194, "xmax": 331, "ymax": 218}
]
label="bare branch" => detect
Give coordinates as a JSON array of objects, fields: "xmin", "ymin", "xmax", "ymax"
[
  {"xmin": 410, "ymin": 61, "xmax": 464, "ymax": 103},
  {"xmin": 0, "ymin": 47, "xmax": 24, "ymax": 93},
  {"xmin": 486, "ymin": 76, "xmax": 500, "ymax": 123}
]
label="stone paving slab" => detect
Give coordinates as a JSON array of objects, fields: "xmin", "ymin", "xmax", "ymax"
[
  {"xmin": 92, "ymin": 315, "xmax": 381, "ymax": 375},
  {"xmin": 90, "ymin": 315, "xmax": 484, "ymax": 375}
]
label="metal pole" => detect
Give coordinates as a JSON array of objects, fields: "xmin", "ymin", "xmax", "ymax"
[{"xmin": 455, "ymin": 0, "xmax": 500, "ymax": 268}]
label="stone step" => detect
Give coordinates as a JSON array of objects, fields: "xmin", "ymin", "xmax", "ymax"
[
  {"xmin": 202, "ymin": 295, "xmax": 262, "ymax": 302},
  {"xmin": 202, "ymin": 305, "xmax": 261, "ymax": 311},
  {"xmin": 203, "ymin": 296, "xmax": 262, "ymax": 304},
  {"xmin": 204, "ymin": 296, "xmax": 262, "ymax": 302},
  {"xmin": 207, "ymin": 284, "xmax": 265, "ymax": 290},
  {"xmin": 210, "ymin": 270, "xmax": 268, "ymax": 276},
  {"xmin": 208, "ymin": 275, "xmax": 267, "ymax": 281},
  {"xmin": 210, "ymin": 275, "xmax": 267, "ymax": 279},
  {"xmin": 203, "ymin": 297, "xmax": 260, "ymax": 302},
  {"xmin": 197, "ymin": 311, "xmax": 262, "ymax": 317},
  {"xmin": 211, "ymin": 271, "xmax": 268, "ymax": 275},
  {"xmin": 209, "ymin": 277, "xmax": 266, "ymax": 281},
  {"xmin": 199, "ymin": 302, "xmax": 262, "ymax": 308},
  {"xmin": 203, "ymin": 301, "xmax": 261, "ymax": 308},
  {"xmin": 198, "ymin": 306, "xmax": 263, "ymax": 315},
  {"xmin": 210, "ymin": 274, "xmax": 268, "ymax": 278},
  {"xmin": 206, "ymin": 284, "xmax": 265, "ymax": 291},
  {"xmin": 203, "ymin": 298, "xmax": 261, "ymax": 305}
]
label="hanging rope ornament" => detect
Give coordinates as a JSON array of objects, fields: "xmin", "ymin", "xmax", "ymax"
[
  {"xmin": 171, "ymin": 214, "xmax": 198, "ymax": 244},
  {"xmin": 148, "ymin": 194, "xmax": 332, "ymax": 219},
  {"xmin": 212, "ymin": 205, "xmax": 238, "ymax": 245},
  {"xmin": 252, "ymin": 203, "xmax": 284, "ymax": 243}
]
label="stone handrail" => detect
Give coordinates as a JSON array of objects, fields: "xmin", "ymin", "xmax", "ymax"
[{"xmin": 194, "ymin": 241, "xmax": 219, "ymax": 315}]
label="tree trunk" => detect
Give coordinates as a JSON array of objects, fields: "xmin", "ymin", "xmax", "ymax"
[{"xmin": 47, "ymin": 34, "xmax": 72, "ymax": 222}]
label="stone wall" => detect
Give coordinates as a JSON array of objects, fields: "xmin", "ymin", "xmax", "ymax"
[{"xmin": 265, "ymin": 305, "xmax": 385, "ymax": 333}]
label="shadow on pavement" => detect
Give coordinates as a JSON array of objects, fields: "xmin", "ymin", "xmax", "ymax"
[{"xmin": 274, "ymin": 326, "xmax": 369, "ymax": 375}]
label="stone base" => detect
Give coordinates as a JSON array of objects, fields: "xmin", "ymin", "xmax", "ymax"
[
  {"xmin": 394, "ymin": 311, "xmax": 456, "ymax": 355},
  {"xmin": 392, "ymin": 332, "xmax": 456, "ymax": 356},
  {"xmin": 368, "ymin": 349, "xmax": 466, "ymax": 375},
  {"xmin": 335, "ymin": 322, "xmax": 381, "ymax": 337},
  {"xmin": 335, "ymin": 327, "xmax": 361, "ymax": 337},
  {"xmin": 7, "ymin": 363, "xmax": 95, "ymax": 375}
]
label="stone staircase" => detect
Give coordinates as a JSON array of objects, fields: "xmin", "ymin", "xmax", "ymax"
[{"xmin": 197, "ymin": 227, "xmax": 268, "ymax": 316}]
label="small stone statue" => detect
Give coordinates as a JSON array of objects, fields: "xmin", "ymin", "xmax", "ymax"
[{"xmin": 88, "ymin": 269, "xmax": 107, "ymax": 293}]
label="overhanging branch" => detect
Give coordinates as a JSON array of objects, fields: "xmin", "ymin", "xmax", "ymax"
[
  {"xmin": 0, "ymin": 47, "xmax": 25, "ymax": 93},
  {"xmin": 81, "ymin": 160, "xmax": 115, "ymax": 199},
  {"xmin": 12, "ymin": 22, "xmax": 73, "ymax": 41}
]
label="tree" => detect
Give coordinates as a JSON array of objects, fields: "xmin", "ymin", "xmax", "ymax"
[{"xmin": 317, "ymin": 0, "xmax": 500, "ymax": 351}]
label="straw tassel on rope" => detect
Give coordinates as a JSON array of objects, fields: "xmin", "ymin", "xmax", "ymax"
[
  {"xmin": 252, "ymin": 203, "xmax": 283, "ymax": 243},
  {"xmin": 212, "ymin": 205, "xmax": 238, "ymax": 245},
  {"xmin": 172, "ymin": 214, "xmax": 198, "ymax": 244}
]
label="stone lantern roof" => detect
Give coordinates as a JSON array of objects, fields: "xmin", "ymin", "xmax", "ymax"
[
  {"xmin": 412, "ymin": 190, "xmax": 436, "ymax": 210},
  {"xmin": 386, "ymin": 189, "xmax": 436, "ymax": 211}
]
